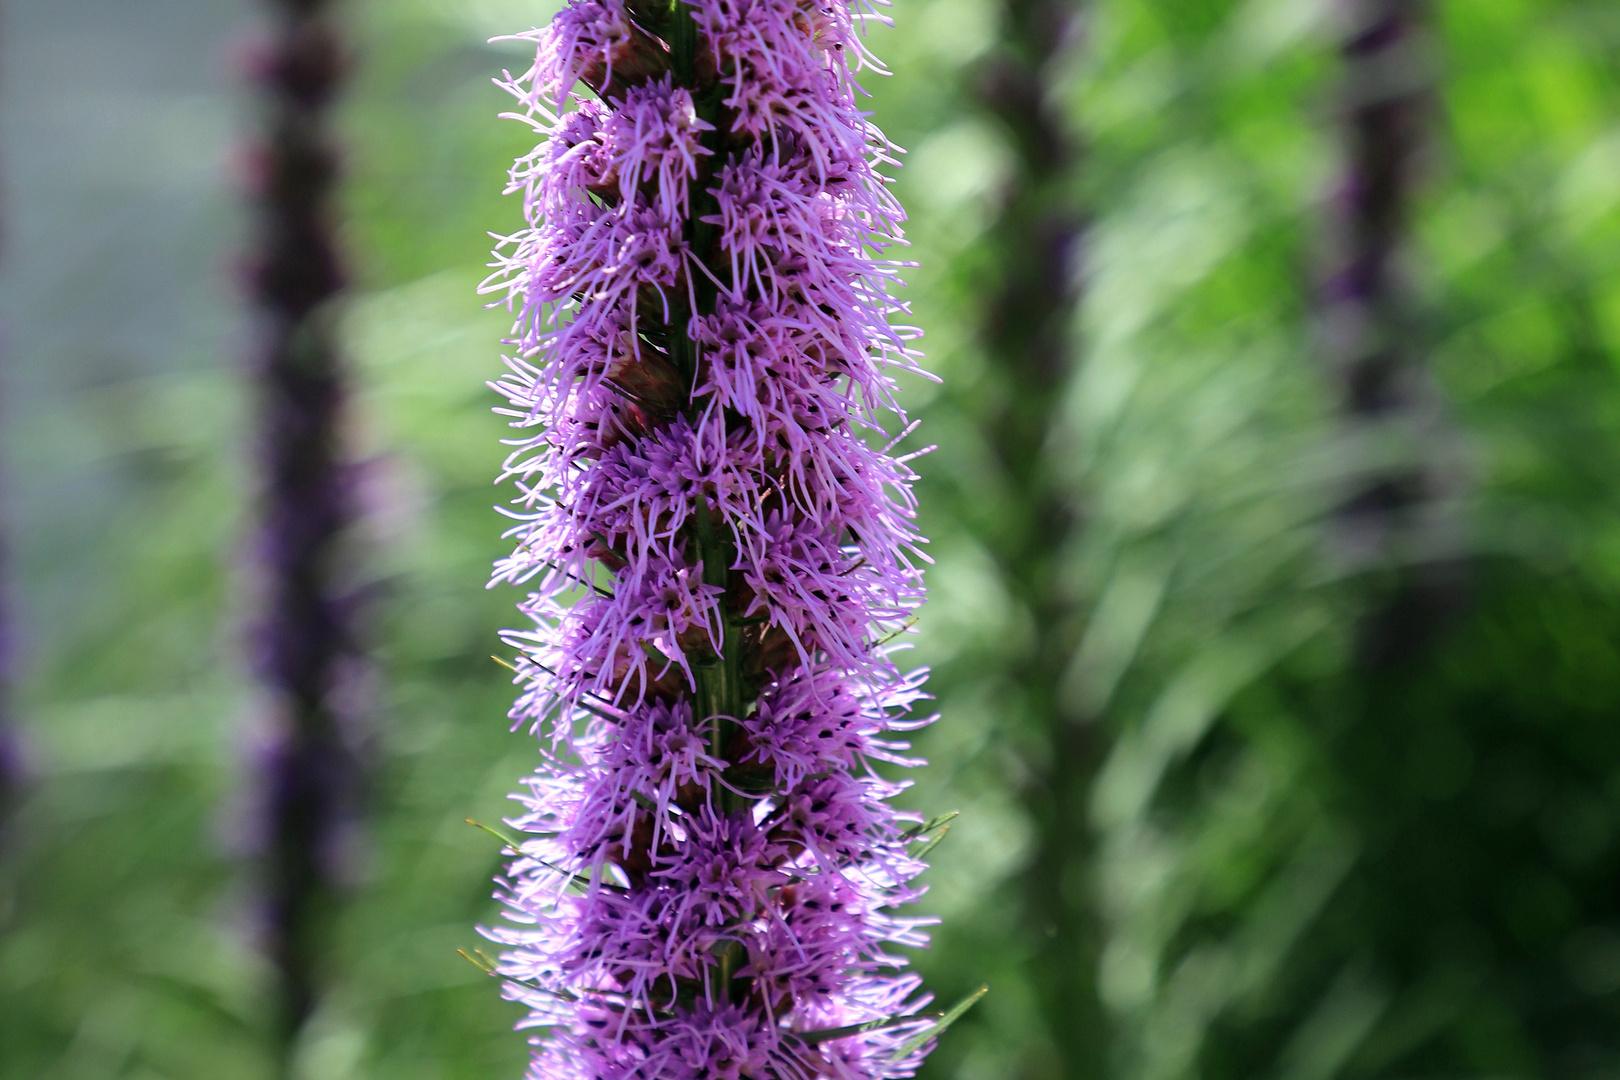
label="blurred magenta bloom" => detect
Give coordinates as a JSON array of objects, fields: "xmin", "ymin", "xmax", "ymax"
[{"xmin": 479, "ymin": 0, "xmax": 942, "ymax": 1074}]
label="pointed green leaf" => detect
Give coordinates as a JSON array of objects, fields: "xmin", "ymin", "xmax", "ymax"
[
  {"xmin": 458, "ymin": 948, "xmax": 497, "ymax": 975},
  {"xmin": 901, "ymin": 810, "xmax": 959, "ymax": 841},
  {"xmin": 872, "ymin": 616, "xmax": 919, "ymax": 648},
  {"xmin": 460, "ymin": 949, "xmax": 581, "ymax": 1003},
  {"xmin": 889, "ymin": 984, "xmax": 988, "ymax": 1062},
  {"xmin": 466, "ymin": 817, "xmax": 523, "ymax": 851},
  {"xmin": 911, "ymin": 822, "xmax": 952, "ymax": 861},
  {"xmin": 796, "ymin": 1013, "xmax": 921, "ymax": 1046}
]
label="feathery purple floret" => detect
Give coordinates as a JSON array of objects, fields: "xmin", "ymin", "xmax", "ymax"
[{"xmin": 479, "ymin": 0, "xmax": 940, "ymax": 1075}]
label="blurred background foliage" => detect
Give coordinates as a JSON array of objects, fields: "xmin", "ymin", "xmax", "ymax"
[{"xmin": 5, "ymin": 0, "xmax": 1620, "ymax": 1079}]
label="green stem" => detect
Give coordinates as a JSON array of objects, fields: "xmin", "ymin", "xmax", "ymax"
[
  {"xmin": 667, "ymin": 0, "xmax": 698, "ymax": 84},
  {"xmin": 663, "ymin": 0, "xmax": 742, "ymax": 771},
  {"xmin": 691, "ymin": 500, "xmax": 744, "ymax": 765}
]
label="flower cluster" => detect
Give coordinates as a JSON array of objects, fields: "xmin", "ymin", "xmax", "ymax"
[{"xmin": 480, "ymin": 0, "xmax": 938, "ymax": 1074}]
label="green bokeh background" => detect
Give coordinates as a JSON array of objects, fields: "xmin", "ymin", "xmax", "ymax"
[{"xmin": 5, "ymin": 0, "xmax": 1620, "ymax": 1078}]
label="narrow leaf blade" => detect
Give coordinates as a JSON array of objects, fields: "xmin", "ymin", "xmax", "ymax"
[
  {"xmin": 889, "ymin": 984, "xmax": 988, "ymax": 1062},
  {"xmin": 466, "ymin": 817, "xmax": 523, "ymax": 851}
]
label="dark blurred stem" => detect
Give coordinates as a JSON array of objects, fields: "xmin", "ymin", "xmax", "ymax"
[
  {"xmin": 976, "ymin": 0, "xmax": 1101, "ymax": 1076},
  {"xmin": 0, "ymin": 511, "xmax": 16, "ymax": 849},
  {"xmin": 1325, "ymin": 0, "xmax": 1463, "ymax": 663},
  {"xmin": 0, "ymin": 48, "xmax": 17, "ymax": 873},
  {"xmin": 251, "ymin": 1, "xmax": 360, "ymax": 1071}
]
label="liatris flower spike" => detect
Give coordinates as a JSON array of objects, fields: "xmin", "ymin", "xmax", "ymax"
[{"xmin": 476, "ymin": 0, "xmax": 976, "ymax": 1074}]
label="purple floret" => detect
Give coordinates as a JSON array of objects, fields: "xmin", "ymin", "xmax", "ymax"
[{"xmin": 480, "ymin": 0, "xmax": 938, "ymax": 1074}]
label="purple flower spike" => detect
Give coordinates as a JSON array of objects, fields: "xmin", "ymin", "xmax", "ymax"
[{"xmin": 479, "ymin": 0, "xmax": 943, "ymax": 1075}]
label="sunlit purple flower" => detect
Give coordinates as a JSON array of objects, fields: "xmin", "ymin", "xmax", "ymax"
[{"xmin": 480, "ymin": 0, "xmax": 940, "ymax": 1074}]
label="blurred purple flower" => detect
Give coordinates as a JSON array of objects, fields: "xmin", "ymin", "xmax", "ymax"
[
  {"xmin": 240, "ymin": 2, "xmax": 369, "ymax": 1055},
  {"xmin": 478, "ymin": 0, "xmax": 942, "ymax": 1074}
]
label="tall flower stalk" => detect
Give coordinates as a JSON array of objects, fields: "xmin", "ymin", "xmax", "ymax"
[
  {"xmin": 0, "ymin": 513, "xmax": 17, "ymax": 841},
  {"xmin": 0, "ymin": 185, "xmax": 17, "ymax": 859},
  {"xmin": 972, "ymin": 0, "xmax": 1095, "ymax": 1075},
  {"xmin": 480, "ymin": 0, "xmax": 945, "ymax": 1075},
  {"xmin": 1323, "ymin": 0, "xmax": 1461, "ymax": 654},
  {"xmin": 246, "ymin": 0, "xmax": 366, "ymax": 1064}
]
